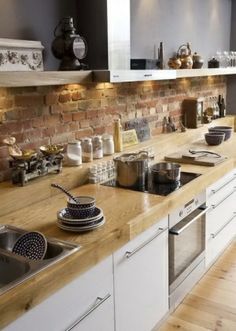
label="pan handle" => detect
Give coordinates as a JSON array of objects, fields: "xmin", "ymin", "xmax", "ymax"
[{"xmin": 188, "ymin": 149, "xmax": 221, "ymax": 158}]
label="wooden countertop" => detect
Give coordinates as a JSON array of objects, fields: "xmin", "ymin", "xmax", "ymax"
[{"xmin": 0, "ymin": 116, "xmax": 236, "ymax": 328}]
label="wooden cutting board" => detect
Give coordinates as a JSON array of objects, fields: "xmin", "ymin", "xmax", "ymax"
[{"xmin": 164, "ymin": 152, "xmax": 227, "ymax": 166}]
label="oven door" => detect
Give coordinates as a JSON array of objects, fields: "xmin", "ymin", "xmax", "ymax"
[{"xmin": 169, "ymin": 205, "xmax": 208, "ymax": 293}]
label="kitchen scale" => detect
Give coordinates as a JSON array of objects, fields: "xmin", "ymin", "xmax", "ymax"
[{"xmin": 101, "ymin": 172, "xmax": 201, "ymax": 196}]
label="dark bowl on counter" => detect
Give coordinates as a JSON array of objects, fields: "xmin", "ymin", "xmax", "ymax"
[
  {"xmin": 67, "ymin": 196, "xmax": 96, "ymax": 219},
  {"xmin": 208, "ymin": 126, "xmax": 233, "ymax": 141},
  {"xmin": 205, "ymin": 132, "xmax": 225, "ymax": 146}
]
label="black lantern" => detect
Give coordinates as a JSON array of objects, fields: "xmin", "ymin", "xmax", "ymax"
[{"xmin": 51, "ymin": 17, "xmax": 88, "ymax": 71}]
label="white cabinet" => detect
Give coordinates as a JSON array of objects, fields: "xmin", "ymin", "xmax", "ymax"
[
  {"xmin": 113, "ymin": 217, "xmax": 169, "ymax": 331},
  {"xmin": 4, "ymin": 256, "xmax": 114, "ymax": 331},
  {"xmin": 206, "ymin": 169, "xmax": 236, "ymax": 267}
]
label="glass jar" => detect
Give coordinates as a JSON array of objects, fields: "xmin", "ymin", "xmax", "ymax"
[
  {"xmin": 66, "ymin": 141, "xmax": 82, "ymax": 166},
  {"xmin": 102, "ymin": 134, "xmax": 114, "ymax": 155},
  {"xmin": 81, "ymin": 137, "xmax": 93, "ymax": 163},
  {"xmin": 92, "ymin": 135, "xmax": 103, "ymax": 159}
]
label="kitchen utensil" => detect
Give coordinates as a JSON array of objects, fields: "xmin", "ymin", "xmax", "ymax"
[
  {"xmin": 67, "ymin": 195, "xmax": 96, "ymax": 209},
  {"xmin": 188, "ymin": 149, "xmax": 221, "ymax": 158},
  {"xmin": 205, "ymin": 132, "xmax": 225, "ymax": 145},
  {"xmin": 56, "ymin": 217, "xmax": 105, "ymax": 232},
  {"xmin": 182, "ymin": 98, "xmax": 204, "ymax": 128},
  {"xmin": 12, "ymin": 231, "xmax": 47, "ymax": 260},
  {"xmin": 40, "ymin": 144, "xmax": 64, "ymax": 156},
  {"xmin": 168, "ymin": 56, "xmax": 182, "ymax": 69},
  {"xmin": 57, "ymin": 207, "xmax": 103, "ymax": 223},
  {"xmin": 151, "ymin": 162, "xmax": 181, "ymax": 184},
  {"xmin": 177, "ymin": 43, "xmax": 193, "ymax": 69},
  {"xmin": 51, "ymin": 183, "xmax": 77, "ymax": 203},
  {"xmin": 208, "ymin": 126, "xmax": 233, "ymax": 141},
  {"xmin": 192, "ymin": 52, "xmax": 204, "ymax": 69},
  {"xmin": 165, "ymin": 152, "xmax": 227, "ymax": 166},
  {"xmin": 114, "ymin": 151, "xmax": 149, "ymax": 189}
]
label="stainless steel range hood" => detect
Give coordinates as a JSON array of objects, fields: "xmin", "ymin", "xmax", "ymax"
[
  {"xmin": 77, "ymin": 0, "xmax": 172, "ymax": 83},
  {"xmin": 77, "ymin": 0, "xmax": 130, "ymax": 70}
]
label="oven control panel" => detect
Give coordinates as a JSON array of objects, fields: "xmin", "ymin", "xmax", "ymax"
[{"xmin": 169, "ymin": 191, "xmax": 206, "ymax": 228}]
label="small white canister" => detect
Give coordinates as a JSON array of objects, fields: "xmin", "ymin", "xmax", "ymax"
[
  {"xmin": 66, "ymin": 141, "xmax": 82, "ymax": 166},
  {"xmin": 102, "ymin": 134, "xmax": 114, "ymax": 155}
]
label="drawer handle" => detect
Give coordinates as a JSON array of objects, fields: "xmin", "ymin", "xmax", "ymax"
[
  {"xmin": 65, "ymin": 294, "xmax": 111, "ymax": 331},
  {"xmin": 211, "ymin": 174, "xmax": 236, "ymax": 195},
  {"xmin": 144, "ymin": 74, "xmax": 152, "ymax": 77},
  {"xmin": 211, "ymin": 212, "xmax": 236, "ymax": 239},
  {"xmin": 125, "ymin": 227, "xmax": 167, "ymax": 259},
  {"xmin": 211, "ymin": 188, "xmax": 236, "ymax": 210}
]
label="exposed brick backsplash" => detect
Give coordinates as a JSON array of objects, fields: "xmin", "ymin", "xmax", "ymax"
[{"xmin": 0, "ymin": 76, "xmax": 226, "ymax": 182}]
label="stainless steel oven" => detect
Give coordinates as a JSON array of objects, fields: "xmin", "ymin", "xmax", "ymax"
[{"xmin": 169, "ymin": 191, "xmax": 208, "ymax": 309}]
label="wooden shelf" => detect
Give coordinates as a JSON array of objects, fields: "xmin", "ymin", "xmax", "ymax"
[
  {"xmin": 0, "ymin": 68, "xmax": 236, "ymax": 87},
  {"xmin": 93, "ymin": 68, "xmax": 236, "ymax": 83},
  {"xmin": 0, "ymin": 70, "xmax": 93, "ymax": 87},
  {"xmin": 175, "ymin": 67, "xmax": 236, "ymax": 78}
]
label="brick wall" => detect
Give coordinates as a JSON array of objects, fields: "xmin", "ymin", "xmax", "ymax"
[{"xmin": 0, "ymin": 76, "xmax": 226, "ymax": 182}]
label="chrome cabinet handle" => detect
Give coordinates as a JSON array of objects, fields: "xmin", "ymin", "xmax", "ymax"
[
  {"xmin": 211, "ymin": 174, "xmax": 236, "ymax": 195},
  {"xmin": 65, "ymin": 294, "xmax": 111, "ymax": 331},
  {"xmin": 169, "ymin": 206, "xmax": 210, "ymax": 235},
  {"xmin": 211, "ymin": 212, "xmax": 236, "ymax": 239},
  {"xmin": 125, "ymin": 227, "xmax": 167, "ymax": 259},
  {"xmin": 211, "ymin": 188, "xmax": 236, "ymax": 210},
  {"xmin": 144, "ymin": 74, "xmax": 153, "ymax": 77}
]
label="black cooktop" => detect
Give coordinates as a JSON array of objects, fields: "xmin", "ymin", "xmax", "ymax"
[{"xmin": 102, "ymin": 172, "xmax": 201, "ymax": 196}]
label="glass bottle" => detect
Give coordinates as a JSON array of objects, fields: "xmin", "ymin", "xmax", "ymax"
[
  {"xmin": 102, "ymin": 134, "xmax": 115, "ymax": 155},
  {"xmin": 81, "ymin": 137, "xmax": 93, "ymax": 163},
  {"xmin": 113, "ymin": 119, "xmax": 123, "ymax": 153},
  {"xmin": 92, "ymin": 135, "xmax": 103, "ymax": 159},
  {"xmin": 66, "ymin": 141, "xmax": 82, "ymax": 166}
]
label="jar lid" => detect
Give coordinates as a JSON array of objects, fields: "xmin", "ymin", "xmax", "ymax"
[
  {"xmin": 92, "ymin": 135, "xmax": 102, "ymax": 141},
  {"xmin": 82, "ymin": 137, "xmax": 92, "ymax": 143},
  {"xmin": 102, "ymin": 134, "xmax": 113, "ymax": 140},
  {"xmin": 68, "ymin": 140, "xmax": 81, "ymax": 145}
]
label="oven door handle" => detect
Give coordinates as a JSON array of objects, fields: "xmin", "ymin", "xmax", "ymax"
[{"xmin": 169, "ymin": 206, "xmax": 210, "ymax": 235}]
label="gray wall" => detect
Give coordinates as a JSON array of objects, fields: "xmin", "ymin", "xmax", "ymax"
[
  {"xmin": 131, "ymin": 0, "xmax": 232, "ymax": 66},
  {"xmin": 0, "ymin": 0, "xmax": 78, "ymax": 70},
  {"xmin": 227, "ymin": 0, "xmax": 236, "ymax": 114}
]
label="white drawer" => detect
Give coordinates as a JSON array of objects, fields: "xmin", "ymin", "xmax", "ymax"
[
  {"xmin": 4, "ymin": 256, "xmax": 114, "ymax": 331},
  {"xmin": 206, "ymin": 169, "xmax": 236, "ymax": 205},
  {"xmin": 206, "ymin": 189, "xmax": 236, "ymax": 240},
  {"xmin": 206, "ymin": 212, "xmax": 236, "ymax": 267}
]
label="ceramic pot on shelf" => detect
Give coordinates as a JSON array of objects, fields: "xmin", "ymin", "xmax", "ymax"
[
  {"xmin": 177, "ymin": 42, "xmax": 193, "ymax": 69},
  {"xmin": 192, "ymin": 52, "xmax": 204, "ymax": 69}
]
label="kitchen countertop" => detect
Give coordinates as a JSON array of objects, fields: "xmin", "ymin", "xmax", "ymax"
[{"xmin": 0, "ymin": 117, "xmax": 236, "ymax": 328}]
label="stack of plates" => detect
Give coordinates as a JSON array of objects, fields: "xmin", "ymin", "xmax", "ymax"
[{"xmin": 57, "ymin": 207, "xmax": 105, "ymax": 232}]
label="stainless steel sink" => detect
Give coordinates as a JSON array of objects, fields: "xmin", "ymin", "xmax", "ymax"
[{"xmin": 0, "ymin": 225, "xmax": 80, "ymax": 295}]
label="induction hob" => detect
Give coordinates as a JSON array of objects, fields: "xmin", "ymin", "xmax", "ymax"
[{"xmin": 101, "ymin": 172, "xmax": 201, "ymax": 196}]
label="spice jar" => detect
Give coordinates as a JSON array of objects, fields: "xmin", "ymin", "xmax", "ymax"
[
  {"xmin": 66, "ymin": 141, "xmax": 82, "ymax": 166},
  {"xmin": 81, "ymin": 137, "xmax": 93, "ymax": 162},
  {"xmin": 92, "ymin": 135, "xmax": 103, "ymax": 159},
  {"xmin": 102, "ymin": 134, "xmax": 114, "ymax": 155}
]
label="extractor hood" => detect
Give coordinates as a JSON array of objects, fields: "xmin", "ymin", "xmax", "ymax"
[{"xmin": 77, "ymin": 0, "xmax": 130, "ymax": 70}]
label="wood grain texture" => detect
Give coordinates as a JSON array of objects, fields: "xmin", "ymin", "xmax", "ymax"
[
  {"xmin": 157, "ymin": 240, "xmax": 236, "ymax": 331},
  {"xmin": 0, "ymin": 71, "xmax": 93, "ymax": 87},
  {"xmin": 0, "ymin": 116, "xmax": 236, "ymax": 329}
]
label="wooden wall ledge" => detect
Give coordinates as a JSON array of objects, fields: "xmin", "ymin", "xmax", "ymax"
[{"xmin": 0, "ymin": 68, "xmax": 236, "ymax": 87}]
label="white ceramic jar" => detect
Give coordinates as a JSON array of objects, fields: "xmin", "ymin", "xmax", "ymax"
[
  {"xmin": 66, "ymin": 141, "xmax": 82, "ymax": 166},
  {"xmin": 102, "ymin": 134, "xmax": 115, "ymax": 155}
]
